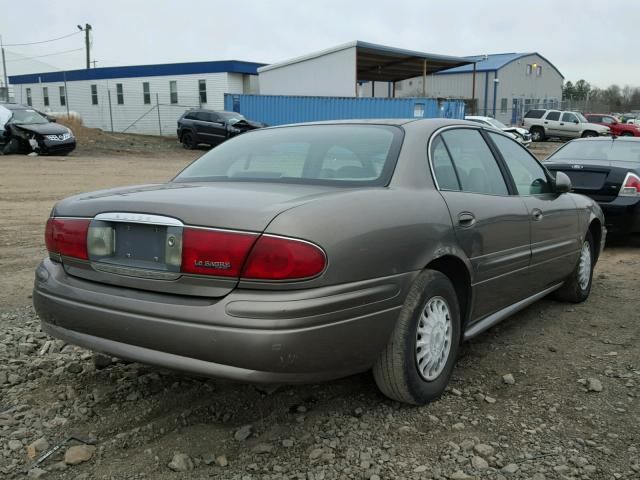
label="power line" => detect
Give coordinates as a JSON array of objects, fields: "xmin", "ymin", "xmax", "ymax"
[
  {"xmin": 6, "ymin": 48, "xmax": 84, "ymax": 62},
  {"xmin": 2, "ymin": 31, "xmax": 82, "ymax": 47}
]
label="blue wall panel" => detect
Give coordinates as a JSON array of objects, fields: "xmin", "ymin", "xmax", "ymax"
[{"xmin": 224, "ymin": 94, "xmax": 465, "ymax": 126}]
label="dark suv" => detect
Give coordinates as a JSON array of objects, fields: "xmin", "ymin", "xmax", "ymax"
[{"xmin": 177, "ymin": 109, "xmax": 265, "ymax": 149}]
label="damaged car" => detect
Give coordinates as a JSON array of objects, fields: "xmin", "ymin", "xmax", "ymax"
[
  {"xmin": 0, "ymin": 103, "xmax": 76, "ymax": 156},
  {"xmin": 177, "ymin": 109, "xmax": 266, "ymax": 149}
]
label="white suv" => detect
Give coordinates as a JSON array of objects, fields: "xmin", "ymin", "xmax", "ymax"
[{"xmin": 523, "ymin": 109, "xmax": 610, "ymax": 141}]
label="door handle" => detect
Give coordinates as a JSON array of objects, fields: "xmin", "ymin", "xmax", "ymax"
[
  {"xmin": 544, "ymin": 121, "xmax": 548, "ymax": 124},
  {"xmin": 560, "ymin": 122, "xmax": 565, "ymax": 126},
  {"xmin": 458, "ymin": 212, "xmax": 476, "ymax": 228},
  {"xmin": 532, "ymin": 208, "xmax": 543, "ymax": 221}
]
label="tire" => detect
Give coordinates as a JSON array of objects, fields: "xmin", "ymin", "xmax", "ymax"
[
  {"xmin": 373, "ymin": 270, "xmax": 461, "ymax": 405},
  {"xmin": 530, "ymin": 127, "xmax": 545, "ymax": 142},
  {"xmin": 554, "ymin": 231, "xmax": 594, "ymax": 303},
  {"xmin": 621, "ymin": 131, "xmax": 634, "ymax": 137},
  {"xmin": 181, "ymin": 131, "xmax": 195, "ymax": 149},
  {"xmin": 581, "ymin": 131, "xmax": 598, "ymax": 138}
]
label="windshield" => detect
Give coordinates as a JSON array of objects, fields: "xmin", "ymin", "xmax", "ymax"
[
  {"xmin": 549, "ymin": 139, "xmax": 640, "ymax": 163},
  {"xmin": 218, "ymin": 112, "xmax": 246, "ymax": 125},
  {"xmin": 9, "ymin": 109, "xmax": 49, "ymax": 125},
  {"xmin": 487, "ymin": 118, "xmax": 508, "ymax": 129},
  {"xmin": 174, "ymin": 124, "xmax": 403, "ymax": 186}
]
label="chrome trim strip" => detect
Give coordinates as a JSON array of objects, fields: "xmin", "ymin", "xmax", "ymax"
[
  {"xmin": 94, "ymin": 212, "xmax": 184, "ymax": 227},
  {"xmin": 92, "ymin": 263, "xmax": 181, "ymax": 280},
  {"xmin": 185, "ymin": 225, "xmax": 260, "ymax": 235},
  {"xmin": 463, "ymin": 283, "xmax": 562, "ymax": 340}
]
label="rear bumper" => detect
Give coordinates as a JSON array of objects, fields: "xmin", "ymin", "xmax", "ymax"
[
  {"xmin": 599, "ymin": 197, "xmax": 640, "ymax": 234},
  {"xmin": 33, "ymin": 259, "xmax": 413, "ymax": 383}
]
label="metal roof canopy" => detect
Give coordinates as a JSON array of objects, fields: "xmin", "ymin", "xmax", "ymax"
[{"xmin": 355, "ymin": 41, "xmax": 474, "ymax": 82}]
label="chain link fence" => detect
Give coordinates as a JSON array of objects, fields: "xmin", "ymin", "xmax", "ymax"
[{"xmin": 12, "ymin": 81, "xmax": 205, "ymax": 136}]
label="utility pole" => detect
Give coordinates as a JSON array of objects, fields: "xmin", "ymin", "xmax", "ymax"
[
  {"xmin": 0, "ymin": 35, "xmax": 8, "ymax": 92},
  {"xmin": 77, "ymin": 24, "xmax": 92, "ymax": 69}
]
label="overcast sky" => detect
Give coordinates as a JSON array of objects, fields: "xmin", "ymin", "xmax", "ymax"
[{"xmin": 1, "ymin": 0, "xmax": 636, "ymax": 88}]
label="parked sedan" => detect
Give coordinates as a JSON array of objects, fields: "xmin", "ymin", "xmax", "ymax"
[
  {"xmin": 177, "ymin": 109, "xmax": 266, "ymax": 149},
  {"xmin": 545, "ymin": 137, "xmax": 640, "ymax": 235},
  {"xmin": 34, "ymin": 119, "xmax": 604, "ymax": 405},
  {"xmin": 0, "ymin": 103, "xmax": 76, "ymax": 155},
  {"xmin": 465, "ymin": 115, "xmax": 532, "ymax": 147}
]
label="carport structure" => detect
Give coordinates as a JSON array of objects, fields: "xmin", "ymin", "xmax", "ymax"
[
  {"xmin": 354, "ymin": 41, "xmax": 475, "ymax": 97},
  {"xmin": 258, "ymin": 40, "xmax": 476, "ymax": 100}
]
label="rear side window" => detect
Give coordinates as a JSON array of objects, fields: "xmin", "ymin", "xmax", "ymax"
[
  {"xmin": 587, "ymin": 115, "xmax": 602, "ymax": 123},
  {"xmin": 546, "ymin": 111, "xmax": 560, "ymax": 121},
  {"xmin": 430, "ymin": 136, "xmax": 460, "ymax": 190},
  {"xmin": 175, "ymin": 124, "xmax": 403, "ymax": 186},
  {"xmin": 525, "ymin": 109, "xmax": 545, "ymax": 119},
  {"xmin": 439, "ymin": 129, "xmax": 509, "ymax": 195},
  {"xmin": 488, "ymin": 132, "xmax": 552, "ymax": 195}
]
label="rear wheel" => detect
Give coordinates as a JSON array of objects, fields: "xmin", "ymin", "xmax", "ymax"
[
  {"xmin": 581, "ymin": 131, "xmax": 598, "ymax": 138},
  {"xmin": 373, "ymin": 270, "xmax": 461, "ymax": 405},
  {"xmin": 181, "ymin": 132, "xmax": 195, "ymax": 149},
  {"xmin": 554, "ymin": 231, "xmax": 594, "ymax": 303},
  {"xmin": 621, "ymin": 131, "xmax": 634, "ymax": 137},
  {"xmin": 530, "ymin": 127, "xmax": 545, "ymax": 142}
]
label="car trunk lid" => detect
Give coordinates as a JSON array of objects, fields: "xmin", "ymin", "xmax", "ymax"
[
  {"xmin": 545, "ymin": 159, "xmax": 621, "ymax": 202},
  {"xmin": 52, "ymin": 182, "xmax": 340, "ymax": 297}
]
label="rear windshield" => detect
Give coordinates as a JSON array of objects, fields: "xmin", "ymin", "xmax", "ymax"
[
  {"xmin": 174, "ymin": 124, "xmax": 403, "ymax": 186},
  {"xmin": 549, "ymin": 139, "xmax": 640, "ymax": 163}
]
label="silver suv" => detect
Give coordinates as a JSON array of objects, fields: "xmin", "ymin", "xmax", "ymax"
[{"xmin": 523, "ymin": 109, "xmax": 610, "ymax": 141}]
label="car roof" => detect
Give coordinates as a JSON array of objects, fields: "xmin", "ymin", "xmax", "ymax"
[{"xmin": 569, "ymin": 136, "xmax": 640, "ymax": 144}]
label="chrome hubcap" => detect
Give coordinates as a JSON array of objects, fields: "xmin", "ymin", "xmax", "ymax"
[
  {"xmin": 578, "ymin": 241, "xmax": 592, "ymax": 290},
  {"xmin": 415, "ymin": 296, "xmax": 452, "ymax": 381}
]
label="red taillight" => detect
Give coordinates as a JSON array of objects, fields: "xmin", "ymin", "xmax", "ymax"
[
  {"xmin": 45, "ymin": 218, "xmax": 90, "ymax": 260},
  {"xmin": 181, "ymin": 228, "xmax": 257, "ymax": 277},
  {"xmin": 242, "ymin": 235, "xmax": 326, "ymax": 280},
  {"xmin": 620, "ymin": 172, "xmax": 640, "ymax": 197}
]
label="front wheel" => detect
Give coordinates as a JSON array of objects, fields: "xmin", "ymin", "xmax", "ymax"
[
  {"xmin": 530, "ymin": 127, "xmax": 545, "ymax": 142},
  {"xmin": 373, "ymin": 270, "xmax": 461, "ymax": 405},
  {"xmin": 554, "ymin": 231, "xmax": 594, "ymax": 303},
  {"xmin": 181, "ymin": 132, "xmax": 195, "ymax": 149}
]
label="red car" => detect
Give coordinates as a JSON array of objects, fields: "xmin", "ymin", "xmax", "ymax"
[{"xmin": 585, "ymin": 114, "xmax": 640, "ymax": 137}]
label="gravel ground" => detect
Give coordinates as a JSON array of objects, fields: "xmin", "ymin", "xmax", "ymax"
[{"xmin": 0, "ymin": 137, "xmax": 638, "ymax": 479}]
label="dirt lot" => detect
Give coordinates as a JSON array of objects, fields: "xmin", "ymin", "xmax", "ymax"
[{"xmin": 0, "ymin": 137, "xmax": 638, "ymax": 479}]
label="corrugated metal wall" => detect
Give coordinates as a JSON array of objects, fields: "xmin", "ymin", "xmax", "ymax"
[{"xmin": 224, "ymin": 94, "xmax": 465, "ymax": 126}]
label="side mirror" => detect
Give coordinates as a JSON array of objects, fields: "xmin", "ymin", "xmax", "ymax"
[
  {"xmin": 573, "ymin": 119, "xmax": 579, "ymax": 124},
  {"xmin": 554, "ymin": 171, "xmax": 572, "ymax": 194}
]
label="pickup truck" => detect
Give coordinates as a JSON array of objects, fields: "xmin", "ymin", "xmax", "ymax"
[{"xmin": 522, "ymin": 109, "xmax": 610, "ymax": 141}]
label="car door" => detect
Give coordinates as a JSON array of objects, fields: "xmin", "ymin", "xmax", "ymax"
[
  {"xmin": 560, "ymin": 112, "xmax": 582, "ymax": 138},
  {"xmin": 544, "ymin": 111, "xmax": 562, "ymax": 137},
  {"xmin": 486, "ymin": 131, "xmax": 581, "ymax": 293},
  {"xmin": 205, "ymin": 112, "xmax": 228, "ymax": 144},
  {"xmin": 431, "ymin": 127, "xmax": 532, "ymax": 321}
]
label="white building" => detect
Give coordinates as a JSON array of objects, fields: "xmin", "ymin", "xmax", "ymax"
[
  {"xmin": 258, "ymin": 41, "xmax": 473, "ymax": 98},
  {"xmin": 8, "ymin": 60, "xmax": 263, "ymax": 135},
  {"xmin": 396, "ymin": 52, "xmax": 564, "ymax": 125}
]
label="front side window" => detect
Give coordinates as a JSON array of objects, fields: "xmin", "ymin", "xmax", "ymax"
[
  {"xmin": 116, "ymin": 83, "xmax": 124, "ymax": 105},
  {"xmin": 488, "ymin": 132, "xmax": 551, "ymax": 195},
  {"xmin": 43, "ymin": 87, "xmax": 49, "ymax": 107},
  {"xmin": 546, "ymin": 111, "xmax": 561, "ymax": 121},
  {"xmin": 142, "ymin": 82, "xmax": 150, "ymax": 105},
  {"xmin": 198, "ymin": 79, "xmax": 207, "ymax": 104},
  {"xmin": 562, "ymin": 112, "xmax": 578, "ymax": 123},
  {"xmin": 59, "ymin": 86, "xmax": 66, "ymax": 106},
  {"xmin": 26, "ymin": 88, "xmax": 32, "ymax": 106},
  {"xmin": 439, "ymin": 129, "xmax": 509, "ymax": 195},
  {"xmin": 174, "ymin": 125, "xmax": 403, "ymax": 186},
  {"xmin": 169, "ymin": 81, "xmax": 178, "ymax": 104},
  {"xmin": 91, "ymin": 84, "xmax": 98, "ymax": 105}
]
